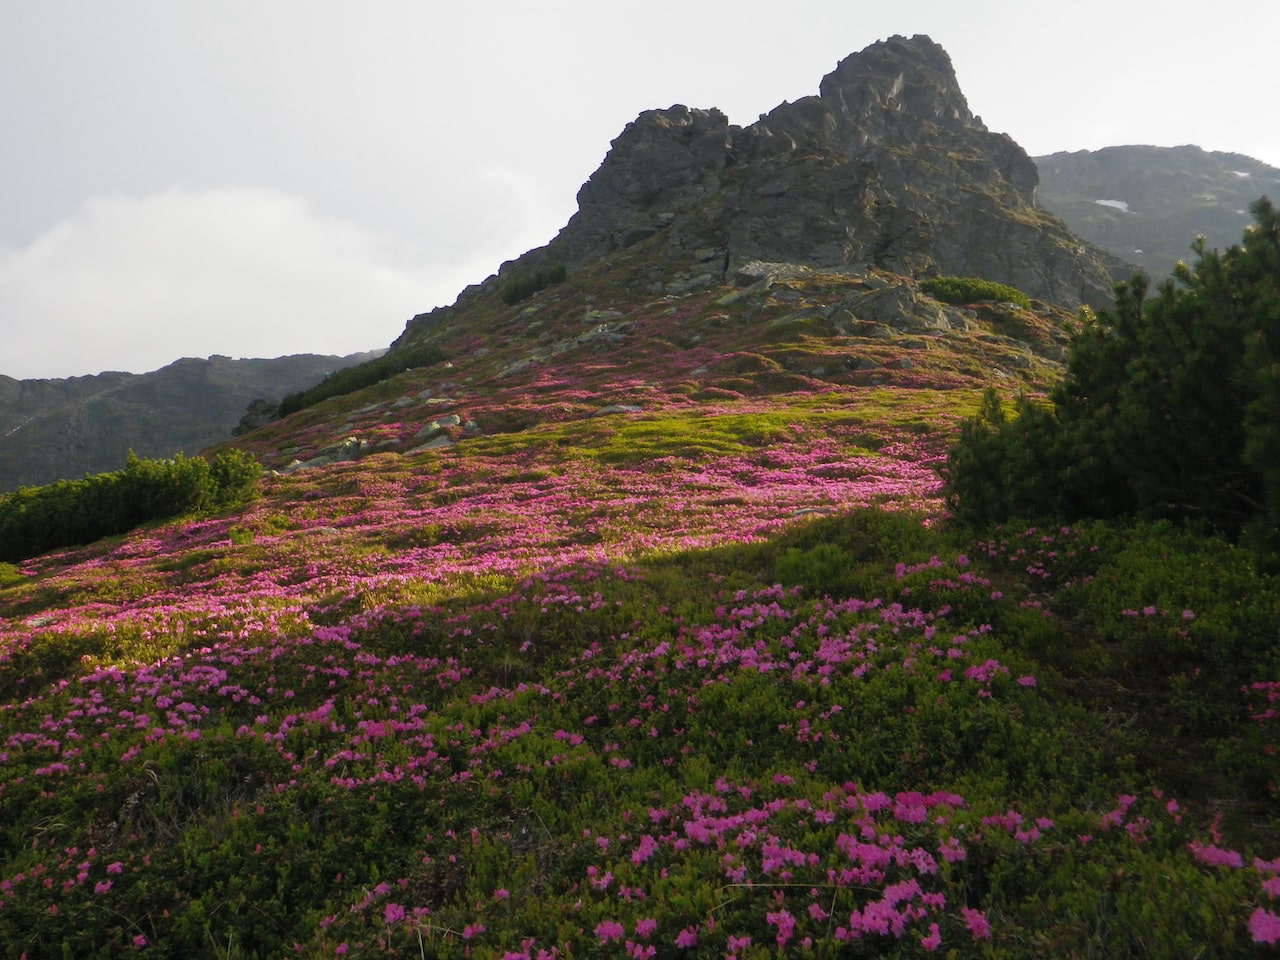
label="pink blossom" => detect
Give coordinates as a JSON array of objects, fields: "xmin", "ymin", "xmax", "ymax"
[
  {"xmin": 1250, "ymin": 908, "xmax": 1280, "ymax": 945},
  {"xmin": 920, "ymin": 922, "xmax": 942, "ymax": 951},
  {"xmin": 595, "ymin": 920, "xmax": 625, "ymax": 944},
  {"xmin": 384, "ymin": 902, "xmax": 405, "ymax": 925},
  {"xmin": 1189, "ymin": 841, "xmax": 1243, "ymax": 869},
  {"xmin": 631, "ymin": 834, "xmax": 660, "ymax": 864},
  {"xmin": 766, "ymin": 908, "xmax": 796, "ymax": 946},
  {"xmin": 674, "ymin": 926, "xmax": 698, "ymax": 949},
  {"xmin": 961, "ymin": 907, "xmax": 991, "ymax": 940}
]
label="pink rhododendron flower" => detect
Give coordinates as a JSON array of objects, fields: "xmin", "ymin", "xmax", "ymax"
[
  {"xmin": 961, "ymin": 907, "xmax": 991, "ymax": 939},
  {"xmin": 595, "ymin": 920, "xmax": 625, "ymax": 943},
  {"xmin": 1250, "ymin": 908, "xmax": 1280, "ymax": 945},
  {"xmin": 920, "ymin": 922, "xmax": 942, "ymax": 951},
  {"xmin": 1189, "ymin": 841, "xmax": 1243, "ymax": 869},
  {"xmin": 674, "ymin": 926, "xmax": 698, "ymax": 949}
]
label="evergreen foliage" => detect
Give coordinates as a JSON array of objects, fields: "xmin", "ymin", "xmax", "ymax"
[
  {"xmin": 0, "ymin": 450, "xmax": 261, "ymax": 563},
  {"xmin": 500, "ymin": 263, "xmax": 568, "ymax": 306},
  {"xmin": 921, "ymin": 275, "xmax": 1032, "ymax": 309},
  {"xmin": 945, "ymin": 198, "xmax": 1280, "ymax": 565},
  {"xmin": 277, "ymin": 344, "xmax": 448, "ymax": 417}
]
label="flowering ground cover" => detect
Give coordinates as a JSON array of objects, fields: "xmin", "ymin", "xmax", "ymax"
[{"xmin": 1, "ymin": 269, "xmax": 1278, "ymax": 955}]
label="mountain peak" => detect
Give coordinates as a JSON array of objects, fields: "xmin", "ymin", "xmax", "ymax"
[
  {"xmin": 410, "ymin": 35, "xmax": 1119, "ymax": 352},
  {"xmin": 818, "ymin": 34, "xmax": 975, "ymax": 127}
]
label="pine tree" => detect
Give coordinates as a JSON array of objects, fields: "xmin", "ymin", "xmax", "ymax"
[{"xmin": 945, "ymin": 197, "xmax": 1280, "ymax": 566}]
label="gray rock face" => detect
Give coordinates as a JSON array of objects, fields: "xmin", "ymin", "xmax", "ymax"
[
  {"xmin": 564, "ymin": 105, "xmax": 733, "ymax": 264},
  {"xmin": 508, "ymin": 35, "xmax": 1117, "ymax": 310}
]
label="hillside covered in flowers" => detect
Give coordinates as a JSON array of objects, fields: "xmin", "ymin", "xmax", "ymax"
[{"xmin": 2, "ymin": 250, "xmax": 1279, "ymax": 957}]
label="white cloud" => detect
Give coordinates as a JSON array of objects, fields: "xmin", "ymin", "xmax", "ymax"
[{"xmin": 0, "ymin": 187, "xmax": 469, "ymax": 379}]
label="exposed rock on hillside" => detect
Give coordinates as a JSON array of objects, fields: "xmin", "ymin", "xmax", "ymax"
[
  {"xmin": 1034, "ymin": 145, "xmax": 1280, "ymax": 282},
  {"xmin": 412, "ymin": 34, "xmax": 1120, "ymax": 344},
  {"xmin": 0, "ymin": 352, "xmax": 377, "ymax": 491}
]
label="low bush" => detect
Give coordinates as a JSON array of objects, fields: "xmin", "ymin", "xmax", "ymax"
[
  {"xmin": 0, "ymin": 449, "xmax": 261, "ymax": 563},
  {"xmin": 944, "ymin": 201, "xmax": 1280, "ymax": 571},
  {"xmin": 277, "ymin": 344, "xmax": 448, "ymax": 417},
  {"xmin": 922, "ymin": 275, "xmax": 1032, "ymax": 309},
  {"xmin": 500, "ymin": 263, "xmax": 567, "ymax": 306}
]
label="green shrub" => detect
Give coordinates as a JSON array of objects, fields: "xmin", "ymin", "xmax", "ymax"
[
  {"xmin": 944, "ymin": 199, "xmax": 1280, "ymax": 570},
  {"xmin": 921, "ymin": 275, "xmax": 1032, "ymax": 309},
  {"xmin": 500, "ymin": 263, "xmax": 567, "ymax": 306},
  {"xmin": 0, "ymin": 450, "xmax": 262, "ymax": 563},
  {"xmin": 277, "ymin": 344, "xmax": 448, "ymax": 417}
]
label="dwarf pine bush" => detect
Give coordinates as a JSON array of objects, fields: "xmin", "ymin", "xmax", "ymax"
[
  {"xmin": 500, "ymin": 263, "xmax": 567, "ymax": 305},
  {"xmin": 921, "ymin": 275, "xmax": 1032, "ymax": 309},
  {"xmin": 944, "ymin": 198, "xmax": 1280, "ymax": 569},
  {"xmin": 277, "ymin": 343, "xmax": 448, "ymax": 416},
  {"xmin": 0, "ymin": 449, "xmax": 261, "ymax": 562}
]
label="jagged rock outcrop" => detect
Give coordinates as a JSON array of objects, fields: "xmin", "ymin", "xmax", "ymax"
[
  {"xmin": 480, "ymin": 35, "xmax": 1119, "ymax": 315},
  {"xmin": 0, "ymin": 352, "xmax": 377, "ymax": 491}
]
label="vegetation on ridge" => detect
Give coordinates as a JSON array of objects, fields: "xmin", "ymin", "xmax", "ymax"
[
  {"xmin": 501, "ymin": 264, "xmax": 568, "ymax": 306},
  {"xmin": 277, "ymin": 344, "xmax": 448, "ymax": 418}
]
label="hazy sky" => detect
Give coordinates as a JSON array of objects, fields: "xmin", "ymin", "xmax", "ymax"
[{"xmin": 3, "ymin": 1, "xmax": 1276, "ymax": 379}]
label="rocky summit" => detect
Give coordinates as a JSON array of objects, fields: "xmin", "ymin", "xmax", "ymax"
[{"xmin": 412, "ymin": 33, "xmax": 1121, "ymax": 342}]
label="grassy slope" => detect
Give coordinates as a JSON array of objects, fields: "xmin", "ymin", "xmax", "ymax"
[{"xmin": 1, "ymin": 260, "xmax": 1278, "ymax": 957}]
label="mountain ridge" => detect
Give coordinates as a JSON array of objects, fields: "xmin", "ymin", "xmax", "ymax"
[
  {"xmin": 0, "ymin": 351, "xmax": 379, "ymax": 491},
  {"xmin": 1033, "ymin": 143, "xmax": 1280, "ymax": 281}
]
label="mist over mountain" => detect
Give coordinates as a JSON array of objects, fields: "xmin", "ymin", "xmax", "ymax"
[{"xmin": 1034, "ymin": 145, "xmax": 1280, "ymax": 282}]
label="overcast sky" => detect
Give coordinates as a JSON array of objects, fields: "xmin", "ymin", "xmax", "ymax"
[{"xmin": 3, "ymin": 1, "xmax": 1276, "ymax": 380}]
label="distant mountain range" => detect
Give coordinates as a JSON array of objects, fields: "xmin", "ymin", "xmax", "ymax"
[
  {"xmin": 1033, "ymin": 145, "xmax": 1280, "ymax": 283},
  {"xmin": 0, "ymin": 352, "xmax": 378, "ymax": 491}
]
